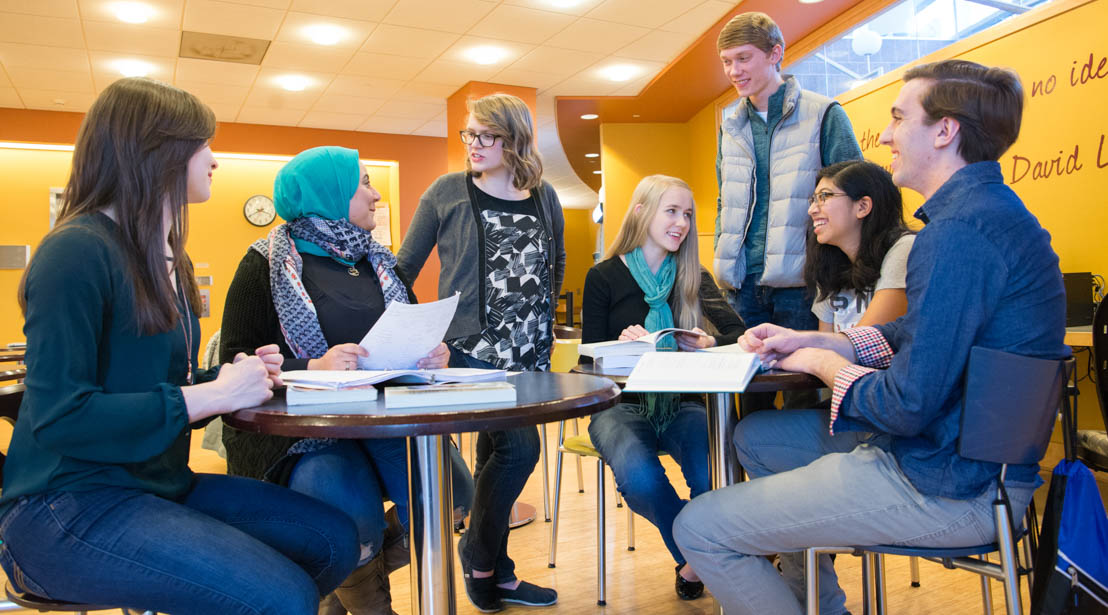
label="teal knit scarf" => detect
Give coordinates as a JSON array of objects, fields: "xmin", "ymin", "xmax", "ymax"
[{"xmin": 625, "ymin": 247, "xmax": 680, "ymax": 433}]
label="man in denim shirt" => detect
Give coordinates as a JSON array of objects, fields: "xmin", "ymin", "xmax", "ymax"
[{"xmin": 673, "ymin": 59, "xmax": 1067, "ymax": 615}]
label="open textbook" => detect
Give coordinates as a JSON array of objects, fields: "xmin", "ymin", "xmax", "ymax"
[
  {"xmin": 281, "ymin": 368, "xmax": 506, "ymax": 389},
  {"xmin": 623, "ymin": 349, "xmax": 762, "ymax": 393},
  {"xmin": 577, "ymin": 328, "xmax": 709, "ymax": 358},
  {"xmin": 356, "ymin": 293, "xmax": 460, "ymax": 370}
]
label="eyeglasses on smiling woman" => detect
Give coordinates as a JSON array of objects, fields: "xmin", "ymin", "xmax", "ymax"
[
  {"xmin": 458, "ymin": 130, "xmax": 501, "ymax": 147},
  {"xmin": 807, "ymin": 191, "xmax": 850, "ymax": 207}
]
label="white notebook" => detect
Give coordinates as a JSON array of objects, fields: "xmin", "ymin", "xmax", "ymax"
[{"xmin": 623, "ymin": 350, "xmax": 762, "ymax": 393}]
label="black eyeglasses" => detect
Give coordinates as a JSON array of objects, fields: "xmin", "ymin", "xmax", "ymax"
[
  {"xmin": 459, "ymin": 130, "xmax": 501, "ymax": 147},
  {"xmin": 807, "ymin": 191, "xmax": 850, "ymax": 206}
]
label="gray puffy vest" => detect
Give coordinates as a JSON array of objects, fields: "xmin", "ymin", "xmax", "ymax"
[{"xmin": 714, "ymin": 77, "xmax": 834, "ymax": 290}]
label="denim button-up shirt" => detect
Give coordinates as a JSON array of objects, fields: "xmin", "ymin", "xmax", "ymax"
[{"xmin": 832, "ymin": 161, "xmax": 1067, "ymax": 500}]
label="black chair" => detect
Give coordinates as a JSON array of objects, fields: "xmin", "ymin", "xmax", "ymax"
[
  {"xmin": 804, "ymin": 348, "xmax": 1074, "ymax": 615},
  {"xmin": 0, "ymin": 383, "xmax": 152, "ymax": 615},
  {"xmin": 1074, "ymin": 300, "xmax": 1108, "ymax": 471}
]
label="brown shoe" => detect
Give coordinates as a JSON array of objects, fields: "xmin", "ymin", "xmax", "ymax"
[
  {"xmin": 334, "ymin": 553, "xmax": 398, "ymax": 615},
  {"xmin": 318, "ymin": 592, "xmax": 347, "ymax": 615},
  {"xmin": 381, "ymin": 505, "xmax": 410, "ymax": 574}
]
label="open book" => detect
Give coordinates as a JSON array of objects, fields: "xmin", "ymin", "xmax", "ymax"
[
  {"xmin": 281, "ymin": 367, "xmax": 506, "ymax": 389},
  {"xmin": 577, "ymin": 328, "xmax": 709, "ymax": 358},
  {"xmin": 623, "ymin": 349, "xmax": 762, "ymax": 393}
]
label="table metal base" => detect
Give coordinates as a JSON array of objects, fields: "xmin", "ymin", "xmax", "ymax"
[{"xmin": 407, "ymin": 434, "xmax": 457, "ymax": 615}]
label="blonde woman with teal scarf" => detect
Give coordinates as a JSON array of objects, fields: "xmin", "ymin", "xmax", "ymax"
[{"xmin": 581, "ymin": 174, "xmax": 746, "ymax": 601}]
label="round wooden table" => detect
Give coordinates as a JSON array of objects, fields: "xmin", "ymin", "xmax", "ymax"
[{"xmin": 226, "ymin": 372, "xmax": 620, "ymax": 615}]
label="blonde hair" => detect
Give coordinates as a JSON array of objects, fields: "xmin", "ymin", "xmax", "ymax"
[
  {"xmin": 717, "ymin": 12, "xmax": 784, "ymax": 71},
  {"xmin": 466, "ymin": 93, "xmax": 544, "ymax": 191},
  {"xmin": 605, "ymin": 175, "xmax": 701, "ymax": 330}
]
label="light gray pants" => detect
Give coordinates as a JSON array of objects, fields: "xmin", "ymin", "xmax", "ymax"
[{"xmin": 673, "ymin": 409, "xmax": 1035, "ymax": 615}]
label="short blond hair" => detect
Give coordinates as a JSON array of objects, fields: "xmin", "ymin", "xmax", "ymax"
[
  {"xmin": 466, "ymin": 93, "xmax": 544, "ymax": 191},
  {"xmin": 717, "ymin": 12, "xmax": 784, "ymax": 71}
]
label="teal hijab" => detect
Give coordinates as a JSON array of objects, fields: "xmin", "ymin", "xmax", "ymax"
[
  {"xmin": 625, "ymin": 246, "xmax": 680, "ymax": 433},
  {"xmin": 274, "ymin": 146, "xmax": 361, "ymax": 261}
]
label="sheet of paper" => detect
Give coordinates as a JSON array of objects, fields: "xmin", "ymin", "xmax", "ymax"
[{"xmin": 357, "ymin": 293, "xmax": 459, "ymax": 370}]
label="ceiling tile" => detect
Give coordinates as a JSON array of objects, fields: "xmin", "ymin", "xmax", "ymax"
[
  {"xmin": 236, "ymin": 105, "xmax": 307, "ymax": 125},
  {"xmin": 0, "ymin": 70, "xmax": 11, "ymax": 87},
  {"xmin": 0, "ymin": 0, "xmax": 77, "ymax": 19},
  {"xmin": 261, "ymin": 41, "xmax": 356, "ymax": 72},
  {"xmin": 217, "ymin": 0, "xmax": 290, "ymax": 10},
  {"xmin": 358, "ymin": 114, "xmax": 425, "ymax": 134},
  {"xmin": 411, "ymin": 116, "xmax": 446, "ymax": 137},
  {"xmin": 0, "ymin": 43, "xmax": 88, "ymax": 70},
  {"xmin": 0, "ymin": 87, "xmax": 24, "ymax": 106},
  {"xmin": 414, "ymin": 58, "xmax": 497, "ymax": 88},
  {"xmin": 341, "ymin": 52, "xmax": 430, "ymax": 81},
  {"xmin": 505, "ymin": 45, "xmax": 600, "ymax": 77},
  {"xmin": 274, "ymin": 11, "xmax": 376, "ymax": 48},
  {"xmin": 174, "ymin": 79, "xmax": 251, "ymax": 105},
  {"xmin": 614, "ymin": 29, "xmax": 693, "ymax": 63},
  {"xmin": 382, "ymin": 0, "xmax": 497, "ymax": 34},
  {"xmin": 289, "ymin": 0, "xmax": 393, "ymax": 22},
  {"xmin": 393, "ymin": 81, "xmax": 455, "ymax": 103},
  {"xmin": 7, "ymin": 66, "xmax": 94, "ymax": 91},
  {"xmin": 584, "ymin": 0, "xmax": 689, "ymax": 30},
  {"xmin": 325, "ymin": 74, "xmax": 404, "ymax": 98},
  {"xmin": 176, "ymin": 57, "xmax": 261, "ymax": 85},
  {"xmin": 466, "ymin": 4, "xmax": 575, "ymax": 45},
  {"xmin": 373, "ymin": 98, "xmax": 443, "ymax": 121},
  {"xmin": 503, "ymin": 0, "xmax": 604, "ymax": 17},
  {"xmin": 78, "ymin": 0, "xmax": 183, "ymax": 29},
  {"xmin": 440, "ymin": 35, "xmax": 533, "ymax": 67},
  {"xmin": 298, "ymin": 110, "xmax": 366, "ymax": 130},
  {"xmin": 205, "ymin": 101, "xmax": 241, "ymax": 120},
  {"xmin": 542, "ymin": 18, "xmax": 648, "ymax": 55},
  {"xmin": 488, "ymin": 67, "xmax": 563, "ymax": 90},
  {"xmin": 358, "ymin": 24, "xmax": 458, "ymax": 59},
  {"xmin": 250, "ymin": 68, "xmax": 330, "ymax": 107},
  {"xmin": 539, "ymin": 71, "xmax": 621, "ymax": 97},
  {"xmin": 18, "ymin": 88, "xmax": 96, "ymax": 110},
  {"xmin": 89, "ymin": 52, "xmax": 176, "ymax": 88},
  {"xmin": 0, "ymin": 13, "xmax": 84, "ymax": 47},
  {"xmin": 182, "ymin": 0, "xmax": 286, "ymax": 40},
  {"xmin": 661, "ymin": 0, "xmax": 734, "ymax": 35},
  {"xmin": 311, "ymin": 92, "xmax": 385, "ymax": 114},
  {"xmin": 83, "ymin": 22, "xmax": 180, "ymax": 57}
]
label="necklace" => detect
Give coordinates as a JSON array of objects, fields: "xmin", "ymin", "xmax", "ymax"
[
  {"xmin": 347, "ymin": 265, "xmax": 360, "ymax": 277},
  {"xmin": 177, "ymin": 278, "xmax": 193, "ymax": 385}
]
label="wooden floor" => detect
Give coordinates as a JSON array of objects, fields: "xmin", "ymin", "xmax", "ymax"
[{"xmin": 9, "ymin": 420, "xmax": 1108, "ymax": 615}]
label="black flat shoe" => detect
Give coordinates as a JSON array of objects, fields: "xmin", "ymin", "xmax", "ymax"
[{"xmin": 675, "ymin": 564, "xmax": 704, "ymax": 600}]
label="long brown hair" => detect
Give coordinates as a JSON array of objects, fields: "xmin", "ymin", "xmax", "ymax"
[
  {"xmin": 466, "ymin": 93, "xmax": 543, "ymax": 191},
  {"xmin": 19, "ymin": 78, "xmax": 215, "ymax": 334},
  {"xmin": 604, "ymin": 175, "xmax": 701, "ymax": 330}
]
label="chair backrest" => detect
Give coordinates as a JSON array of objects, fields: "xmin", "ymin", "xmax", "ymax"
[
  {"xmin": 1092, "ymin": 300, "xmax": 1108, "ymax": 431},
  {"xmin": 959, "ymin": 346, "xmax": 1069, "ymax": 465}
]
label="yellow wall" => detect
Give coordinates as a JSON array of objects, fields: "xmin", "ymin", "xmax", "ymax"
[
  {"xmin": 560, "ymin": 208, "xmax": 600, "ymax": 309},
  {"xmin": 0, "ymin": 148, "xmax": 396, "ymax": 350}
]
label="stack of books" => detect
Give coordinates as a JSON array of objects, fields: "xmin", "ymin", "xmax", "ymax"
[{"xmin": 576, "ymin": 328, "xmax": 709, "ymax": 372}]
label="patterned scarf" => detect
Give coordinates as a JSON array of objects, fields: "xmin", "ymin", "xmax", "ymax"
[
  {"xmin": 251, "ymin": 217, "xmax": 409, "ymax": 361},
  {"xmin": 625, "ymin": 247, "xmax": 681, "ymax": 434}
]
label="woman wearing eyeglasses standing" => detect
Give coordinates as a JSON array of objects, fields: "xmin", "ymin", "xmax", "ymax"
[
  {"xmin": 805, "ymin": 160, "xmax": 914, "ymax": 331},
  {"xmin": 398, "ymin": 93, "xmax": 564, "ymax": 612}
]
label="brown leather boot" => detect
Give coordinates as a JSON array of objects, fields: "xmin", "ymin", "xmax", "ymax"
[
  {"xmin": 381, "ymin": 505, "xmax": 410, "ymax": 574},
  {"xmin": 334, "ymin": 553, "xmax": 397, "ymax": 615},
  {"xmin": 318, "ymin": 592, "xmax": 347, "ymax": 615}
]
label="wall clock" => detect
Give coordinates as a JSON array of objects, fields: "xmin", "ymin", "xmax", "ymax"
[{"xmin": 243, "ymin": 194, "xmax": 276, "ymax": 227}]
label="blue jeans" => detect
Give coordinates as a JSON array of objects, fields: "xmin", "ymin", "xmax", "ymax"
[
  {"xmin": 448, "ymin": 346, "xmax": 541, "ymax": 580},
  {"xmin": 0, "ymin": 474, "xmax": 359, "ymax": 615},
  {"xmin": 672, "ymin": 410, "xmax": 1036, "ymax": 615},
  {"xmin": 728, "ymin": 273, "xmax": 822, "ymax": 411},
  {"xmin": 289, "ymin": 438, "xmax": 474, "ymax": 564},
  {"xmin": 588, "ymin": 401, "xmax": 710, "ymax": 565}
]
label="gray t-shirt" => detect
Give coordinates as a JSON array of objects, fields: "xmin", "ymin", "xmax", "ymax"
[{"xmin": 811, "ymin": 234, "xmax": 915, "ymax": 332}]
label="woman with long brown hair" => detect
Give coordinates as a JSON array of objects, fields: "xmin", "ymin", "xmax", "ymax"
[{"xmin": 0, "ymin": 78, "xmax": 358, "ymax": 615}]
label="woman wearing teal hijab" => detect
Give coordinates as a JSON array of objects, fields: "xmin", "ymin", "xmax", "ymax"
[{"xmin": 220, "ymin": 146, "xmax": 474, "ymax": 615}]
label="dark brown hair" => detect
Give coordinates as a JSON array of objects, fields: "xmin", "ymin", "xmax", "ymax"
[
  {"xmin": 903, "ymin": 59, "xmax": 1023, "ymax": 163},
  {"xmin": 19, "ymin": 77, "xmax": 215, "ymax": 334}
]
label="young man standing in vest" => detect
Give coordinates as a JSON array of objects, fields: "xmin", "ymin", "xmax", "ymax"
[
  {"xmin": 714, "ymin": 12, "xmax": 862, "ymax": 409},
  {"xmin": 675, "ymin": 59, "xmax": 1066, "ymax": 615}
]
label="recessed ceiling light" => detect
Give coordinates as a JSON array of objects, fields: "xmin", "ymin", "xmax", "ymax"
[
  {"xmin": 599, "ymin": 64, "xmax": 641, "ymax": 82},
  {"xmin": 113, "ymin": 59, "xmax": 154, "ymax": 77},
  {"xmin": 464, "ymin": 45, "xmax": 508, "ymax": 65},
  {"xmin": 111, "ymin": 1, "xmax": 154, "ymax": 23},
  {"xmin": 547, "ymin": 0, "xmax": 583, "ymax": 7},
  {"xmin": 303, "ymin": 24, "xmax": 346, "ymax": 46},
  {"xmin": 592, "ymin": 170, "xmax": 601, "ymax": 174},
  {"xmin": 580, "ymin": 113, "xmax": 599, "ymax": 120},
  {"xmin": 275, "ymin": 75, "xmax": 311, "ymax": 91},
  {"xmin": 585, "ymin": 153, "xmax": 599, "ymax": 158}
]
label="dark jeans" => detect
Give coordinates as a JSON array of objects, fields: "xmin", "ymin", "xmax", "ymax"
[
  {"xmin": 288, "ymin": 438, "xmax": 474, "ymax": 564},
  {"xmin": 448, "ymin": 346, "xmax": 541, "ymax": 580},
  {"xmin": 0, "ymin": 474, "xmax": 359, "ymax": 615},
  {"xmin": 728, "ymin": 273, "xmax": 822, "ymax": 412}
]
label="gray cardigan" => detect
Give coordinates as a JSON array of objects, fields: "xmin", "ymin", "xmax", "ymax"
[{"xmin": 396, "ymin": 172, "xmax": 566, "ymax": 341}]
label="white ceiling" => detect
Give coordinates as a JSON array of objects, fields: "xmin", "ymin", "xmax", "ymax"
[{"xmin": 0, "ymin": 0, "xmax": 738, "ymax": 207}]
